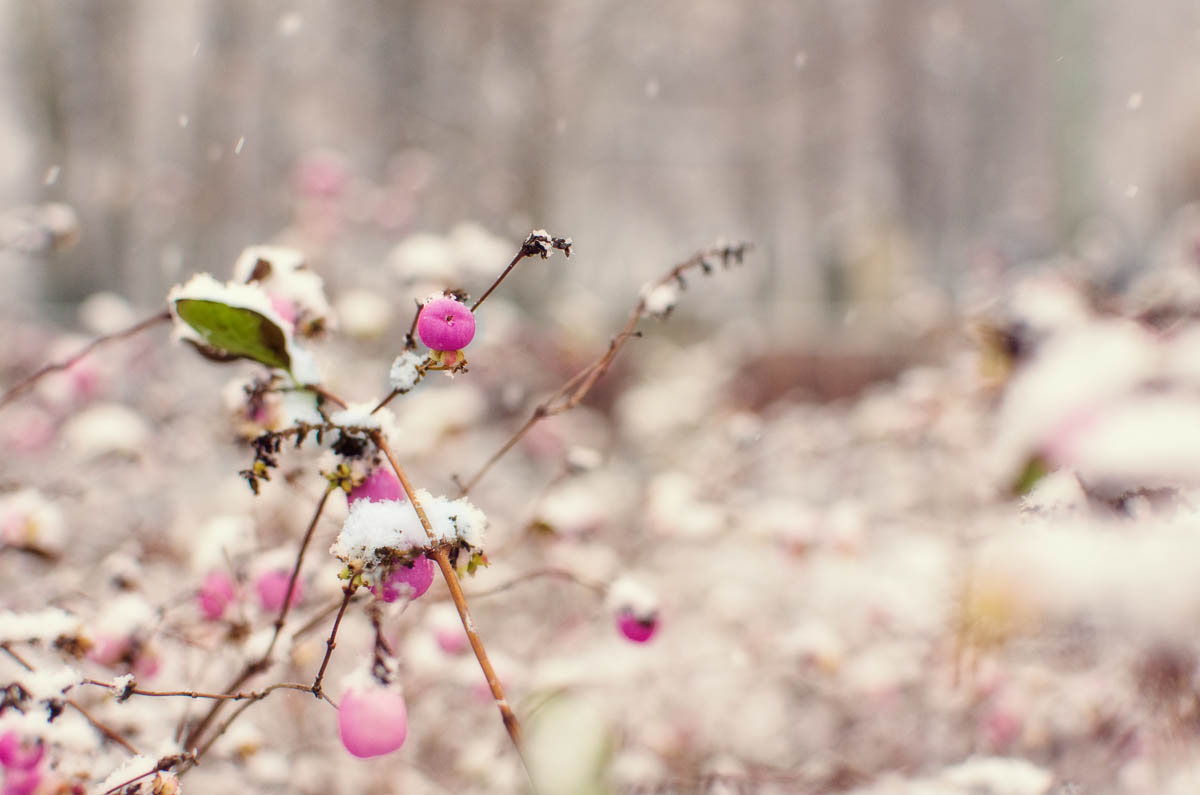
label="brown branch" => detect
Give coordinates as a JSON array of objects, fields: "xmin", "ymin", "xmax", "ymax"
[
  {"xmin": 175, "ymin": 681, "xmax": 334, "ymax": 775},
  {"xmin": 310, "ymin": 583, "xmax": 356, "ymax": 700},
  {"xmin": 291, "ymin": 593, "xmax": 363, "ymax": 640},
  {"xmin": 0, "ymin": 307, "xmax": 171, "ymax": 411},
  {"xmin": 306, "ymin": 384, "xmax": 348, "ymax": 409},
  {"xmin": 181, "ymin": 487, "xmax": 334, "ymax": 749},
  {"xmin": 465, "ymin": 568, "xmax": 608, "ymax": 600},
  {"xmin": 456, "ymin": 241, "xmax": 749, "ymax": 496},
  {"xmin": 2, "ymin": 643, "xmax": 140, "ymax": 756},
  {"xmin": 403, "ymin": 297, "xmax": 423, "ymax": 350},
  {"xmin": 66, "ymin": 699, "xmax": 141, "ymax": 755},
  {"xmin": 371, "ymin": 431, "xmax": 527, "ymax": 762},
  {"xmin": 83, "ymin": 678, "xmax": 316, "ymax": 702},
  {"xmin": 100, "ymin": 753, "xmax": 193, "ymax": 795},
  {"xmin": 0, "ymin": 643, "xmax": 33, "ymax": 671},
  {"xmin": 262, "ymin": 487, "xmax": 334, "ymax": 664},
  {"xmin": 471, "ymin": 230, "xmax": 572, "ymax": 313}
]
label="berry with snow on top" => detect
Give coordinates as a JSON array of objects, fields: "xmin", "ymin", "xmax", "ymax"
[
  {"xmin": 608, "ymin": 577, "xmax": 660, "ymax": 644},
  {"xmin": 197, "ymin": 570, "xmax": 237, "ymax": 620},
  {"xmin": 0, "ymin": 732, "xmax": 43, "ymax": 771},
  {"xmin": 417, "ymin": 296, "xmax": 475, "ymax": 362},
  {"xmin": 369, "ymin": 556, "xmax": 435, "ymax": 602},
  {"xmin": 616, "ymin": 610, "xmax": 659, "ymax": 643},
  {"xmin": 255, "ymin": 569, "xmax": 304, "ymax": 612},
  {"xmin": 337, "ymin": 671, "xmax": 408, "ymax": 758},
  {"xmin": 348, "ymin": 467, "xmax": 405, "ymax": 505}
]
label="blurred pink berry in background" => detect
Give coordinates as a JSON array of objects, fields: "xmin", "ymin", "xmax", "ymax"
[
  {"xmin": 0, "ymin": 732, "xmax": 43, "ymax": 771},
  {"xmin": 369, "ymin": 556, "xmax": 435, "ymax": 602},
  {"xmin": 616, "ymin": 610, "xmax": 659, "ymax": 643},
  {"xmin": 132, "ymin": 648, "xmax": 161, "ymax": 680},
  {"xmin": 337, "ymin": 679, "xmax": 408, "ymax": 758},
  {"xmin": 197, "ymin": 570, "xmax": 237, "ymax": 620},
  {"xmin": 294, "ymin": 148, "xmax": 350, "ymax": 200},
  {"xmin": 435, "ymin": 627, "xmax": 468, "ymax": 655},
  {"xmin": 1, "ymin": 767, "xmax": 41, "ymax": 795},
  {"xmin": 268, "ymin": 292, "xmax": 297, "ymax": 327},
  {"xmin": 347, "ymin": 467, "xmax": 405, "ymax": 505},
  {"xmin": 255, "ymin": 570, "xmax": 305, "ymax": 612},
  {"xmin": 417, "ymin": 296, "xmax": 475, "ymax": 353},
  {"xmin": 86, "ymin": 635, "xmax": 130, "ymax": 666}
]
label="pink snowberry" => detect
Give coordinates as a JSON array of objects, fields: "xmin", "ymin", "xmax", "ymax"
[
  {"xmin": 87, "ymin": 635, "xmax": 131, "ymax": 666},
  {"xmin": 616, "ymin": 610, "xmax": 659, "ymax": 644},
  {"xmin": 417, "ymin": 296, "xmax": 475, "ymax": 354},
  {"xmin": 369, "ymin": 556, "xmax": 435, "ymax": 602},
  {"xmin": 435, "ymin": 626, "xmax": 467, "ymax": 655},
  {"xmin": 1, "ymin": 767, "xmax": 41, "ymax": 795},
  {"xmin": 197, "ymin": 570, "xmax": 237, "ymax": 620},
  {"xmin": 268, "ymin": 292, "xmax": 297, "ymax": 326},
  {"xmin": 0, "ymin": 732, "xmax": 43, "ymax": 771},
  {"xmin": 347, "ymin": 467, "xmax": 405, "ymax": 505},
  {"xmin": 338, "ymin": 677, "xmax": 408, "ymax": 758},
  {"xmin": 255, "ymin": 570, "xmax": 305, "ymax": 612}
]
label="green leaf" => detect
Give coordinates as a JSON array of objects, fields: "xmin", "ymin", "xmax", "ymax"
[
  {"xmin": 174, "ymin": 299, "xmax": 291, "ymax": 371},
  {"xmin": 1012, "ymin": 455, "xmax": 1049, "ymax": 497}
]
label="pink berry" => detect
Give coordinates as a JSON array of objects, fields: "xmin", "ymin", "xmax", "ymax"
[
  {"xmin": 197, "ymin": 570, "xmax": 237, "ymax": 620},
  {"xmin": 2, "ymin": 767, "xmax": 41, "ymax": 795},
  {"xmin": 133, "ymin": 648, "xmax": 161, "ymax": 680},
  {"xmin": 256, "ymin": 570, "xmax": 304, "ymax": 612},
  {"xmin": 347, "ymin": 468, "xmax": 405, "ymax": 505},
  {"xmin": 87, "ymin": 635, "xmax": 131, "ymax": 666},
  {"xmin": 369, "ymin": 556, "xmax": 435, "ymax": 602},
  {"xmin": 338, "ymin": 679, "xmax": 408, "ymax": 758},
  {"xmin": 417, "ymin": 297, "xmax": 475, "ymax": 352},
  {"xmin": 268, "ymin": 292, "xmax": 297, "ymax": 326},
  {"xmin": 0, "ymin": 732, "xmax": 43, "ymax": 771},
  {"xmin": 435, "ymin": 627, "xmax": 467, "ymax": 655},
  {"xmin": 616, "ymin": 610, "xmax": 659, "ymax": 643}
]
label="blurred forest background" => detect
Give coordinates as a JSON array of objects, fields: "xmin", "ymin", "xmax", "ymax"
[{"xmin": 2, "ymin": 0, "xmax": 1200, "ymax": 338}]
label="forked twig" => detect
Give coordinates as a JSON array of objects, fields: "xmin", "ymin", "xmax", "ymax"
[
  {"xmin": 457, "ymin": 241, "xmax": 750, "ymax": 495},
  {"xmin": 181, "ymin": 488, "xmax": 334, "ymax": 749},
  {"xmin": 0, "ymin": 308, "xmax": 171, "ymax": 410}
]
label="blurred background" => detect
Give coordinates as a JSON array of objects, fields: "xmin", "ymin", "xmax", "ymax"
[
  {"xmin": 10, "ymin": 5, "xmax": 1200, "ymax": 794},
  {"xmin": 3, "ymin": 0, "xmax": 1200, "ymax": 337}
]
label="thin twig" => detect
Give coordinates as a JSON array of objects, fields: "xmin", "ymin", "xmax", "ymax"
[
  {"xmin": 83, "ymin": 678, "xmax": 316, "ymax": 702},
  {"xmin": 0, "ymin": 643, "xmax": 33, "ymax": 671},
  {"xmin": 181, "ymin": 488, "xmax": 334, "ymax": 749},
  {"xmin": 291, "ymin": 593, "xmax": 363, "ymax": 640},
  {"xmin": 262, "ymin": 487, "xmax": 334, "ymax": 664},
  {"xmin": 306, "ymin": 384, "xmax": 348, "ymax": 409},
  {"xmin": 371, "ymin": 431, "xmax": 528, "ymax": 761},
  {"xmin": 471, "ymin": 249, "xmax": 527, "ymax": 313},
  {"xmin": 310, "ymin": 584, "xmax": 356, "ymax": 700},
  {"xmin": 0, "ymin": 308, "xmax": 171, "ymax": 411},
  {"xmin": 403, "ymin": 298, "xmax": 423, "ymax": 350},
  {"xmin": 456, "ymin": 241, "xmax": 749, "ymax": 496},
  {"xmin": 65, "ymin": 699, "xmax": 141, "ymax": 755},
  {"xmin": 100, "ymin": 753, "xmax": 193, "ymax": 795},
  {"xmin": 465, "ymin": 568, "xmax": 608, "ymax": 600},
  {"xmin": 471, "ymin": 230, "xmax": 572, "ymax": 313},
  {"xmin": 1, "ymin": 643, "xmax": 141, "ymax": 755},
  {"xmin": 175, "ymin": 681, "xmax": 334, "ymax": 775}
]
